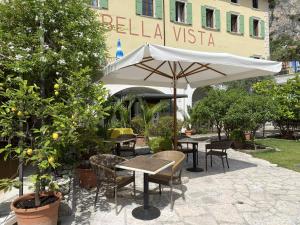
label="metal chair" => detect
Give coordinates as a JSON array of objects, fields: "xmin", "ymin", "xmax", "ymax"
[
  {"xmin": 205, "ymin": 140, "xmax": 233, "ymax": 171},
  {"xmin": 89, "ymin": 154, "xmax": 136, "ymax": 214},
  {"xmin": 148, "ymin": 150, "xmax": 186, "ymax": 210}
]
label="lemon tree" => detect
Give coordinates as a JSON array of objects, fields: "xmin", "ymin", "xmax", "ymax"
[{"xmin": 0, "ymin": 0, "xmax": 109, "ymax": 207}]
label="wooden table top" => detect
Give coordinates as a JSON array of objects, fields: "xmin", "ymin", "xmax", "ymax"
[{"xmin": 115, "ymin": 156, "xmax": 174, "ymax": 175}]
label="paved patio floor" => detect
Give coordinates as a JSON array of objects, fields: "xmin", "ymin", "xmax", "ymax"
[{"xmin": 61, "ymin": 141, "xmax": 300, "ymax": 225}]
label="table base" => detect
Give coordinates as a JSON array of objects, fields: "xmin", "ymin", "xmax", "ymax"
[
  {"xmin": 132, "ymin": 206, "xmax": 161, "ymax": 220},
  {"xmin": 186, "ymin": 167, "xmax": 204, "ymax": 172}
]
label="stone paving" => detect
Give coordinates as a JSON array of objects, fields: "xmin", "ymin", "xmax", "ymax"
[{"xmin": 61, "ymin": 141, "xmax": 300, "ymax": 225}]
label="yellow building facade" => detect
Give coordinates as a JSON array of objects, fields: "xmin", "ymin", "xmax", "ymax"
[{"xmin": 94, "ymin": 0, "xmax": 270, "ymax": 59}]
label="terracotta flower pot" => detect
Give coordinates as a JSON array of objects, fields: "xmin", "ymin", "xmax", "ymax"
[
  {"xmin": 11, "ymin": 192, "xmax": 62, "ymax": 225},
  {"xmin": 185, "ymin": 130, "xmax": 193, "ymax": 137},
  {"xmin": 76, "ymin": 167, "xmax": 97, "ymax": 189}
]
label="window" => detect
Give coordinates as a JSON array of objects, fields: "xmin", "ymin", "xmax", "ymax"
[
  {"xmin": 253, "ymin": 19, "xmax": 259, "ymax": 36},
  {"xmin": 202, "ymin": 6, "xmax": 220, "ymax": 30},
  {"xmin": 91, "ymin": 0, "xmax": 99, "ymax": 7},
  {"xmin": 230, "ymin": 14, "xmax": 238, "ymax": 32},
  {"xmin": 142, "ymin": 0, "xmax": 154, "ymax": 17},
  {"xmin": 206, "ymin": 8, "xmax": 214, "ymax": 28},
  {"xmin": 175, "ymin": 1, "xmax": 186, "ymax": 23},
  {"xmin": 252, "ymin": 0, "xmax": 258, "ymax": 8},
  {"xmin": 91, "ymin": 0, "xmax": 108, "ymax": 9},
  {"xmin": 231, "ymin": 0, "xmax": 238, "ymax": 3}
]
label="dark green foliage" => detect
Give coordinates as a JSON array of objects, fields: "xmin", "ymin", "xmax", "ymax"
[
  {"xmin": 130, "ymin": 116, "xmax": 144, "ymax": 135},
  {"xmin": 149, "ymin": 116, "xmax": 183, "ymax": 137},
  {"xmin": 148, "ymin": 136, "xmax": 172, "ymax": 153},
  {"xmin": 270, "ymin": 35, "xmax": 300, "ymax": 61}
]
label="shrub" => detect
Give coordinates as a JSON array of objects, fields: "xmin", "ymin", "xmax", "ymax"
[
  {"xmin": 131, "ymin": 116, "xmax": 144, "ymax": 135},
  {"xmin": 149, "ymin": 116, "xmax": 183, "ymax": 137},
  {"xmin": 148, "ymin": 136, "xmax": 173, "ymax": 154},
  {"xmin": 229, "ymin": 129, "xmax": 245, "ymax": 142}
]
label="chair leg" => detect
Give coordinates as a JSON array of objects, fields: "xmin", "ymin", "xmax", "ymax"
[
  {"xmin": 221, "ymin": 156, "xmax": 225, "ymax": 171},
  {"xmin": 133, "ymin": 176, "xmax": 136, "ymax": 198},
  {"xmin": 205, "ymin": 155, "xmax": 208, "ymax": 171},
  {"xmin": 170, "ymin": 183, "xmax": 174, "ymax": 211},
  {"xmin": 115, "ymin": 187, "xmax": 118, "ymax": 215},
  {"xmin": 180, "ymin": 179, "xmax": 185, "ymax": 201},
  {"xmin": 159, "ymin": 184, "xmax": 162, "ymax": 195},
  {"xmin": 210, "ymin": 155, "xmax": 213, "ymax": 167},
  {"xmin": 226, "ymin": 156, "xmax": 229, "ymax": 168},
  {"xmin": 94, "ymin": 185, "xmax": 100, "ymax": 206}
]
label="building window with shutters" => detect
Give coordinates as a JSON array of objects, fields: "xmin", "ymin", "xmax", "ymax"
[
  {"xmin": 249, "ymin": 17, "xmax": 265, "ymax": 39},
  {"xmin": 252, "ymin": 0, "xmax": 258, "ymax": 9},
  {"xmin": 137, "ymin": 0, "xmax": 163, "ymax": 19},
  {"xmin": 142, "ymin": 0, "xmax": 154, "ymax": 17},
  {"xmin": 226, "ymin": 12, "xmax": 244, "ymax": 35},
  {"xmin": 201, "ymin": 6, "xmax": 221, "ymax": 31},
  {"xmin": 170, "ymin": 0, "xmax": 192, "ymax": 25},
  {"xmin": 91, "ymin": 0, "xmax": 108, "ymax": 9}
]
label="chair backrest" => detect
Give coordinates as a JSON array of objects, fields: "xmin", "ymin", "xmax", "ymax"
[
  {"xmin": 206, "ymin": 140, "xmax": 233, "ymax": 150},
  {"xmin": 89, "ymin": 154, "xmax": 125, "ymax": 182},
  {"xmin": 152, "ymin": 150, "xmax": 185, "ymax": 175}
]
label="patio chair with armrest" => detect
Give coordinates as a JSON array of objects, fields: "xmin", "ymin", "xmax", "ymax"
[
  {"xmin": 173, "ymin": 136, "xmax": 198, "ymax": 165},
  {"xmin": 205, "ymin": 140, "xmax": 233, "ymax": 171},
  {"xmin": 89, "ymin": 154, "xmax": 136, "ymax": 214},
  {"xmin": 118, "ymin": 134, "xmax": 137, "ymax": 156},
  {"xmin": 148, "ymin": 150, "xmax": 186, "ymax": 210}
]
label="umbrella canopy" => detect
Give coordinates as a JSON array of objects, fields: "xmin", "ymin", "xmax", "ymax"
[
  {"xmin": 103, "ymin": 44, "xmax": 282, "ymax": 88},
  {"xmin": 102, "ymin": 44, "xmax": 282, "ymax": 149}
]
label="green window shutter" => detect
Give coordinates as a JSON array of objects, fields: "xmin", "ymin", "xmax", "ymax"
[
  {"xmin": 136, "ymin": 0, "xmax": 142, "ymax": 15},
  {"xmin": 186, "ymin": 3, "xmax": 192, "ymax": 25},
  {"xmin": 100, "ymin": 0, "xmax": 108, "ymax": 9},
  {"xmin": 239, "ymin": 15, "xmax": 244, "ymax": 34},
  {"xmin": 170, "ymin": 0, "xmax": 176, "ymax": 22},
  {"xmin": 260, "ymin": 20, "xmax": 265, "ymax": 38},
  {"xmin": 155, "ymin": 0, "xmax": 163, "ymax": 19},
  {"xmin": 201, "ymin": 6, "xmax": 206, "ymax": 27},
  {"xmin": 249, "ymin": 16, "xmax": 254, "ymax": 36},
  {"xmin": 215, "ymin": 9, "xmax": 220, "ymax": 30},
  {"xmin": 226, "ymin": 12, "xmax": 231, "ymax": 32}
]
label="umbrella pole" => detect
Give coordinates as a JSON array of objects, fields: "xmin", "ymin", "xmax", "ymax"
[{"xmin": 173, "ymin": 62, "xmax": 177, "ymax": 151}]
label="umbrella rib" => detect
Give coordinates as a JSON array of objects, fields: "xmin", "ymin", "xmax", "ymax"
[
  {"xmin": 181, "ymin": 68, "xmax": 210, "ymax": 77},
  {"xmin": 177, "ymin": 64, "xmax": 209, "ymax": 78},
  {"xmin": 144, "ymin": 61, "xmax": 166, "ymax": 81},
  {"xmin": 196, "ymin": 63, "xmax": 227, "ymax": 76},
  {"xmin": 167, "ymin": 61, "xmax": 176, "ymax": 77},
  {"xmin": 136, "ymin": 63, "xmax": 173, "ymax": 79},
  {"xmin": 177, "ymin": 62, "xmax": 197, "ymax": 77},
  {"xmin": 177, "ymin": 62, "xmax": 190, "ymax": 84}
]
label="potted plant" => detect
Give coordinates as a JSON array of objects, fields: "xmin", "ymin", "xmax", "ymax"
[
  {"xmin": 75, "ymin": 135, "xmax": 113, "ymax": 189},
  {"xmin": 0, "ymin": 78, "xmax": 63, "ymax": 225}
]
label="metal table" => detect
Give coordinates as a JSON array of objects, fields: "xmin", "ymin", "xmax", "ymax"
[
  {"xmin": 178, "ymin": 138, "xmax": 203, "ymax": 172},
  {"xmin": 104, "ymin": 137, "xmax": 136, "ymax": 156},
  {"xmin": 116, "ymin": 156, "xmax": 174, "ymax": 220}
]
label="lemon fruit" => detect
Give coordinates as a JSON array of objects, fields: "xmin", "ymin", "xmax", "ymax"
[
  {"xmin": 52, "ymin": 132, "xmax": 59, "ymax": 140},
  {"xmin": 54, "ymin": 91, "xmax": 59, "ymax": 96},
  {"xmin": 26, "ymin": 148, "xmax": 33, "ymax": 156},
  {"xmin": 54, "ymin": 84, "xmax": 60, "ymax": 89},
  {"xmin": 17, "ymin": 111, "xmax": 23, "ymax": 117},
  {"xmin": 48, "ymin": 156, "xmax": 55, "ymax": 164},
  {"xmin": 11, "ymin": 107, "xmax": 17, "ymax": 112}
]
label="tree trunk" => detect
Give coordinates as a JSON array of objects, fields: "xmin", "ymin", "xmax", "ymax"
[{"xmin": 217, "ymin": 126, "xmax": 221, "ymax": 141}]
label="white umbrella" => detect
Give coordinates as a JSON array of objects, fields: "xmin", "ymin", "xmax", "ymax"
[{"xmin": 102, "ymin": 44, "xmax": 282, "ymax": 149}]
